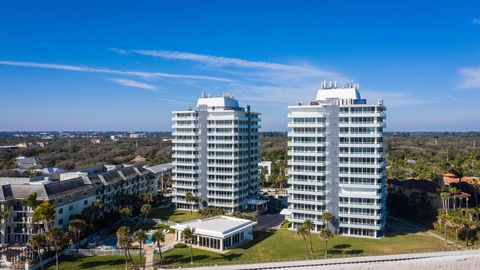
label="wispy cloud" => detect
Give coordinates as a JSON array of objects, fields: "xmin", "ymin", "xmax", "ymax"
[
  {"xmin": 156, "ymin": 97, "xmax": 190, "ymax": 104},
  {"xmin": 112, "ymin": 48, "xmax": 338, "ymax": 77},
  {"xmin": 473, "ymin": 18, "xmax": 480, "ymax": 25},
  {"xmin": 458, "ymin": 67, "xmax": 480, "ymax": 89},
  {"xmin": 362, "ymin": 90, "xmax": 436, "ymax": 107},
  {"xmin": 0, "ymin": 60, "xmax": 232, "ymax": 82},
  {"xmin": 109, "ymin": 78, "xmax": 158, "ymax": 91}
]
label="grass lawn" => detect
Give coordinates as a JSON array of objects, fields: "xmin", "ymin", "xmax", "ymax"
[
  {"xmin": 45, "ymin": 255, "xmax": 144, "ymax": 270},
  {"xmin": 149, "ymin": 207, "xmax": 200, "ymax": 223},
  {"xmin": 158, "ymin": 225, "xmax": 450, "ymax": 267}
]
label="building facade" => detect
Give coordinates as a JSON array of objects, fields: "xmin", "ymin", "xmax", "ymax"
[
  {"xmin": 287, "ymin": 81, "xmax": 387, "ymax": 238},
  {"xmin": 172, "ymin": 93, "xmax": 261, "ymax": 212},
  {"xmin": 0, "ymin": 164, "xmax": 158, "ymax": 244}
]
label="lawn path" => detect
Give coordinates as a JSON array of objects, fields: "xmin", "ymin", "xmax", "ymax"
[
  {"xmin": 145, "ymin": 247, "xmax": 154, "ymax": 270},
  {"xmin": 389, "ymin": 216, "xmax": 463, "ymax": 249}
]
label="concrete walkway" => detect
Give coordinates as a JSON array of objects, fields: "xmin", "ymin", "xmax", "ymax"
[{"xmin": 145, "ymin": 246, "xmax": 154, "ymax": 270}]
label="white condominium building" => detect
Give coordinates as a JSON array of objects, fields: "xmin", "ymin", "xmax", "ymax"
[
  {"xmin": 172, "ymin": 93, "xmax": 261, "ymax": 212},
  {"xmin": 287, "ymin": 81, "xmax": 386, "ymax": 238}
]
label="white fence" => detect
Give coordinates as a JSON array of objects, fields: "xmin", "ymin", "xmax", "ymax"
[{"xmin": 65, "ymin": 249, "xmax": 142, "ymax": 256}]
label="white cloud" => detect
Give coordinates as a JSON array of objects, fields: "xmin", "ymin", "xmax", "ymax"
[
  {"xmin": 362, "ymin": 90, "xmax": 435, "ymax": 107},
  {"xmin": 0, "ymin": 60, "xmax": 232, "ymax": 82},
  {"xmin": 109, "ymin": 78, "xmax": 158, "ymax": 91},
  {"xmin": 112, "ymin": 48, "xmax": 339, "ymax": 77},
  {"xmin": 156, "ymin": 97, "xmax": 189, "ymax": 104},
  {"xmin": 458, "ymin": 67, "xmax": 480, "ymax": 89},
  {"xmin": 473, "ymin": 18, "xmax": 480, "ymax": 25}
]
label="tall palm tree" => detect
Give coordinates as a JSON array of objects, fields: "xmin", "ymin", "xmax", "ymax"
[
  {"xmin": 117, "ymin": 226, "xmax": 132, "ymax": 270},
  {"xmin": 46, "ymin": 227, "xmax": 65, "ymax": 270},
  {"xmin": 152, "ymin": 230, "xmax": 165, "ymax": 266},
  {"xmin": 449, "ymin": 162, "xmax": 465, "ymax": 183},
  {"xmin": 193, "ymin": 196, "xmax": 201, "ymax": 211},
  {"xmin": 32, "ymin": 200, "xmax": 56, "ymax": 231},
  {"xmin": 68, "ymin": 219, "xmax": 87, "ymax": 251},
  {"xmin": 141, "ymin": 204, "xmax": 152, "ymax": 223},
  {"xmin": 319, "ymin": 228, "xmax": 333, "ymax": 259},
  {"xmin": 181, "ymin": 227, "xmax": 195, "ymax": 264},
  {"xmin": 303, "ymin": 219, "xmax": 314, "ymax": 253},
  {"xmin": 440, "ymin": 188, "xmax": 451, "ymax": 214},
  {"xmin": 449, "ymin": 187, "xmax": 460, "ymax": 210},
  {"xmin": 185, "ymin": 192, "xmax": 194, "ymax": 214},
  {"xmin": 22, "ymin": 192, "xmax": 39, "ymax": 233},
  {"xmin": 0, "ymin": 206, "xmax": 11, "ymax": 244},
  {"xmin": 142, "ymin": 193, "xmax": 153, "ymax": 204},
  {"xmin": 471, "ymin": 178, "xmax": 479, "ymax": 207},
  {"xmin": 321, "ymin": 211, "xmax": 333, "ymax": 229},
  {"xmin": 133, "ymin": 229, "xmax": 147, "ymax": 269},
  {"xmin": 120, "ymin": 207, "xmax": 133, "ymax": 218},
  {"xmin": 28, "ymin": 233, "xmax": 47, "ymax": 270},
  {"xmin": 296, "ymin": 225, "xmax": 309, "ymax": 257}
]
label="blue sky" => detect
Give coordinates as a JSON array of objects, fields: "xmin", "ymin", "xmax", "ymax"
[{"xmin": 1, "ymin": 1, "xmax": 480, "ymax": 131}]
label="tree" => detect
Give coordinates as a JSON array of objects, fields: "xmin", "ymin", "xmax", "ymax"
[
  {"xmin": 449, "ymin": 186, "xmax": 460, "ymax": 210},
  {"xmin": 185, "ymin": 192, "xmax": 194, "ymax": 214},
  {"xmin": 193, "ymin": 196, "xmax": 201, "ymax": 211},
  {"xmin": 120, "ymin": 207, "xmax": 133, "ymax": 218},
  {"xmin": 116, "ymin": 226, "xmax": 132, "ymax": 270},
  {"xmin": 319, "ymin": 228, "xmax": 334, "ymax": 259},
  {"xmin": 449, "ymin": 162, "xmax": 466, "ymax": 183},
  {"xmin": 152, "ymin": 230, "xmax": 165, "ymax": 266},
  {"xmin": 133, "ymin": 229, "xmax": 147, "ymax": 269},
  {"xmin": 28, "ymin": 233, "xmax": 47, "ymax": 270},
  {"xmin": 296, "ymin": 225, "xmax": 309, "ymax": 257},
  {"xmin": 142, "ymin": 193, "xmax": 153, "ymax": 204},
  {"xmin": 46, "ymin": 227, "xmax": 65, "ymax": 270},
  {"xmin": 68, "ymin": 219, "xmax": 87, "ymax": 251},
  {"xmin": 472, "ymin": 178, "xmax": 479, "ymax": 207},
  {"xmin": 0, "ymin": 206, "xmax": 11, "ymax": 243},
  {"xmin": 93, "ymin": 198, "xmax": 103, "ymax": 216},
  {"xmin": 141, "ymin": 204, "xmax": 152, "ymax": 223},
  {"xmin": 32, "ymin": 200, "xmax": 56, "ymax": 231},
  {"xmin": 303, "ymin": 219, "xmax": 314, "ymax": 253},
  {"xmin": 440, "ymin": 188, "xmax": 451, "ymax": 214},
  {"xmin": 22, "ymin": 192, "xmax": 39, "ymax": 233},
  {"xmin": 181, "ymin": 227, "xmax": 195, "ymax": 264},
  {"xmin": 321, "ymin": 211, "xmax": 333, "ymax": 229}
]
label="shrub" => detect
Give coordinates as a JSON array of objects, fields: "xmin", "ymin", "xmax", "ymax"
[
  {"xmin": 174, "ymin": 243, "xmax": 187, "ymax": 248},
  {"xmin": 281, "ymin": 220, "xmax": 292, "ymax": 229},
  {"xmin": 198, "ymin": 207, "xmax": 226, "ymax": 218}
]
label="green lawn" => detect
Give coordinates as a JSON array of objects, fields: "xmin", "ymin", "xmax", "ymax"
[
  {"xmin": 158, "ymin": 226, "xmax": 450, "ymax": 267},
  {"xmin": 149, "ymin": 207, "xmax": 201, "ymax": 223},
  {"xmin": 45, "ymin": 255, "xmax": 143, "ymax": 270}
]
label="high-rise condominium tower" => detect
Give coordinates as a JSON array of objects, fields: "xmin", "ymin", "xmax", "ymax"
[
  {"xmin": 287, "ymin": 81, "xmax": 386, "ymax": 238},
  {"xmin": 172, "ymin": 93, "xmax": 261, "ymax": 212}
]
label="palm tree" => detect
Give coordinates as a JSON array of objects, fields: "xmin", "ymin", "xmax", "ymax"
[
  {"xmin": 181, "ymin": 227, "xmax": 195, "ymax": 264},
  {"xmin": 141, "ymin": 204, "xmax": 152, "ymax": 223},
  {"xmin": 117, "ymin": 226, "xmax": 132, "ymax": 270},
  {"xmin": 437, "ymin": 213, "xmax": 449, "ymax": 246},
  {"xmin": 440, "ymin": 188, "xmax": 451, "ymax": 214},
  {"xmin": 303, "ymin": 219, "xmax": 314, "ymax": 253},
  {"xmin": 28, "ymin": 233, "xmax": 47, "ymax": 270},
  {"xmin": 450, "ymin": 162, "xmax": 465, "ymax": 183},
  {"xmin": 0, "ymin": 206, "xmax": 11, "ymax": 244},
  {"xmin": 22, "ymin": 192, "xmax": 39, "ymax": 233},
  {"xmin": 120, "ymin": 207, "xmax": 133, "ymax": 218},
  {"xmin": 321, "ymin": 211, "xmax": 333, "ymax": 229},
  {"xmin": 185, "ymin": 192, "xmax": 194, "ymax": 214},
  {"xmin": 449, "ymin": 187, "xmax": 460, "ymax": 210},
  {"xmin": 133, "ymin": 229, "xmax": 147, "ymax": 269},
  {"xmin": 472, "ymin": 178, "xmax": 479, "ymax": 207},
  {"xmin": 319, "ymin": 228, "xmax": 334, "ymax": 259},
  {"xmin": 32, "ymin": 200, "xmax": 56, "ymax": 231},
  {"xmin": 46, "ymin": 227, "xmax": 65, "ymax": 270},
  {"xmin": 193, "ymin": 196, "xmax": 201, "ymax": 211},
  {"xmin": 68, "ymin": 219, "xmax": 87, "ymax": 251},
  {"xmin": 142, "ymin": 193, "xmax": 153, "ymax": 204},
  {"xmin": 296, "ymin": 225, "xmax": 309, "ymax": 257},
  {"xmin": 152, "ymin": 230, "xmax": 165, "ymax": 266}
]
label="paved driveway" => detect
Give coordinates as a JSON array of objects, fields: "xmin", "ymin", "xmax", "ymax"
[{"xmin": 254, "ymin": 198, "xmax": 286, "ymax": 230}]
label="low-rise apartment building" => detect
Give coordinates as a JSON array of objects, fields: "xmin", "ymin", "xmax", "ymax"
[{"xmin": 0, "ymin": 164, "xmax": 158, "ymax": 245}]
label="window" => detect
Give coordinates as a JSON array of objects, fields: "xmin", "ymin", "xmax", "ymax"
[
  {"xmin": 58, "ymin": 219, "xmax": 63, "ymax": 225},
  {"xmin": 58, "ymin": 208, "xmax": 63, "ymax": 214},
  {"xmin": 84, "ymin": 200, "xmax": 88, "ymax": 206}
]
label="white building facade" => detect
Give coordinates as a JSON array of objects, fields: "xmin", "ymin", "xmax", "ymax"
[
  {"xmin": 172, "ymin": 94, "xmax": 261, "ymax": 212},
  {"xmin": 287, "ymin": 82, "xmax": 387, "ymax": 238}
]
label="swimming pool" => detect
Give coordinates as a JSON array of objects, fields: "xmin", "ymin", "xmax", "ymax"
[{"xmin": 146, "ymin": 233, "xmax": 153, "ymax": 245}]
